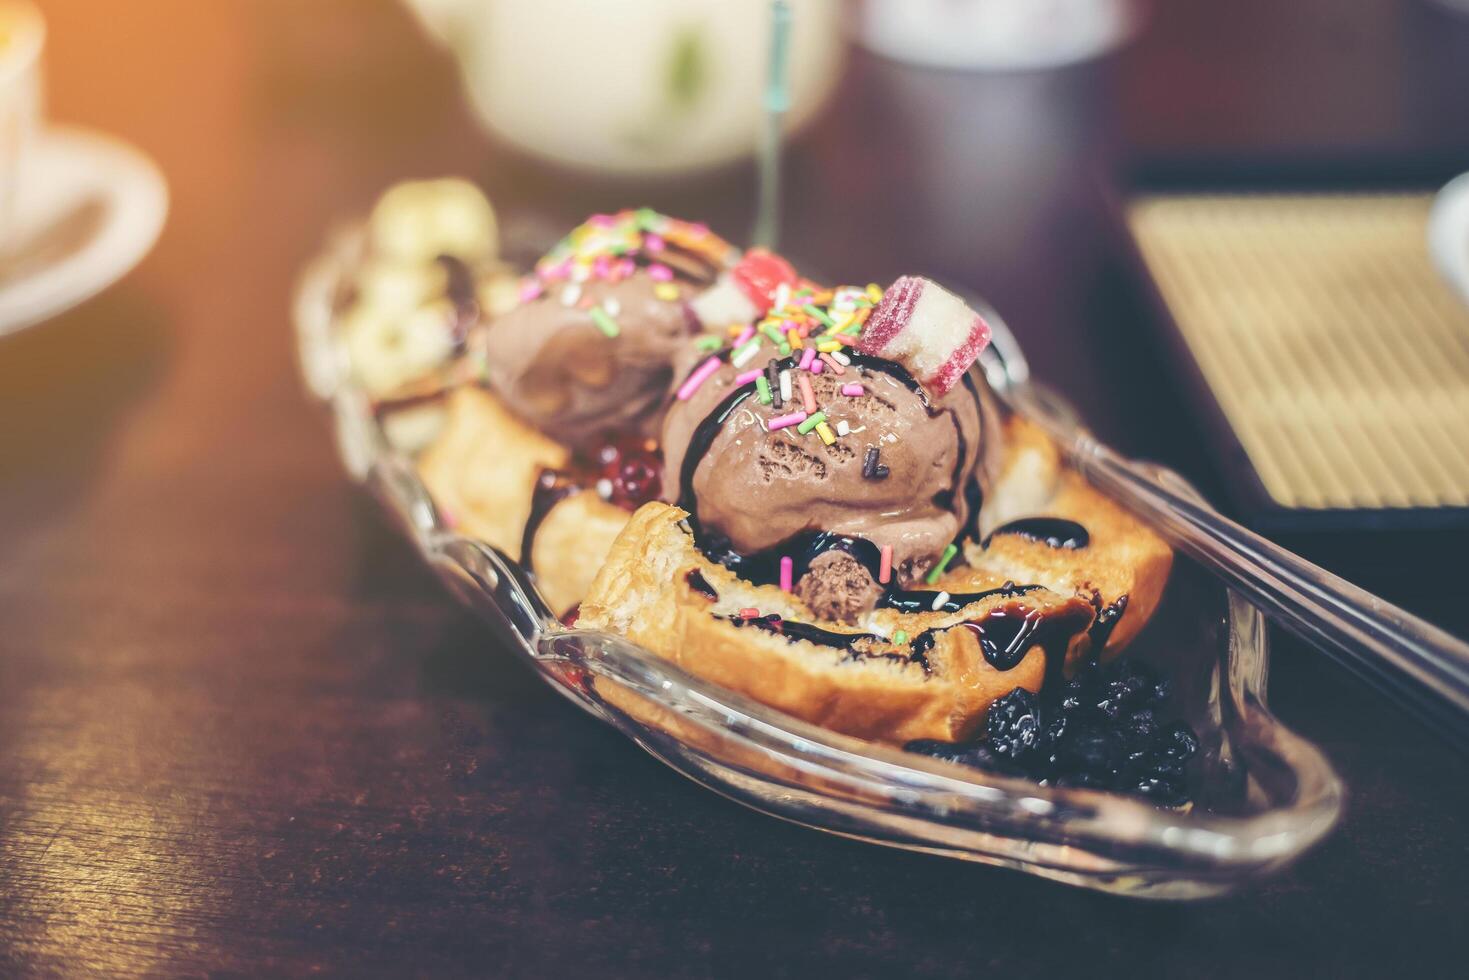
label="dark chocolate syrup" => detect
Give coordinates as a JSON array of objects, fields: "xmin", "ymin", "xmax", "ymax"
[
  {"xmin": 724, "ymin": 614, "xmax": 930, "ymax": 673},
  {"xmin": 955, "ymin": 600, "xmax": 1093, "ymax": 684},
  {"xmin": 878, "ymin": 581, "xmax": 1042, "ymax": 615},
  {"xmin": 437, "ymin": 255, "xmax": 480, "ymax": 346},
  {"xmin": 520, "ymin": 470, "xmax": 580, "ymax": 574},
  {"xmin": 985, "ymin": 517, "xmax": 1090, "ymax": 551},
  {"xmin": 1088, "ymin": 594, "xmax": 1129, "ymax": 650},
  {"xmin": 685, "ymin": 569, "xmax": 719, "ymax": 602},
  {"xmin": 697, "ymin": 529, "xmax": 886, "ymax": 590}
]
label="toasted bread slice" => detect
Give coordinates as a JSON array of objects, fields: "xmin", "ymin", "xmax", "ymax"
[
  {"xmin": 578, "ymin": 503, "xmax": 1098, "ymax": 744},
  {"xmin": 529, "ymin": 491, "xmax": 631, "ymax": 617},
  {"xmin": 418, "ymin": 385, "xmax": 569, "ymax": 558}
]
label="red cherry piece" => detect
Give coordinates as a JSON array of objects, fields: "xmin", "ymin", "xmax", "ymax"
[{"xmin": 731, "ymin": 248, "xmax": 799, "ymax": 311}]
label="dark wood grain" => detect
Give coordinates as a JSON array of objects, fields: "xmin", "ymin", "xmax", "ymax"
[{"xmin": 2, "ymin": 1, "xmax": 1467, "ymax": 976}]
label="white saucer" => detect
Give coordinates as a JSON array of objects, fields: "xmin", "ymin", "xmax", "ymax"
[{"xmin": 0, "ymin": 126, "xmax": 168, "ymax": 337}]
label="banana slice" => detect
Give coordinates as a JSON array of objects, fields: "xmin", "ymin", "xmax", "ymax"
[
  {"xmin": 368, "ymin": 178, "xmax": 499, "ymax": 266},
  {"xmin": 343, "ymin": 300, "xmax": 457, "ymax": 398}
]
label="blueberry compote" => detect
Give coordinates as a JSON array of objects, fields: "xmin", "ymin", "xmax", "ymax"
[{"xmin": 906, "ymin": 657, "xmax": 1199, "ymax": 807}]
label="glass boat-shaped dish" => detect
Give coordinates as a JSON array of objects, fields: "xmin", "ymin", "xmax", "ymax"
[{"xmin": 293, "ymin": 228, "xmax": 1343, "ymax": 900}]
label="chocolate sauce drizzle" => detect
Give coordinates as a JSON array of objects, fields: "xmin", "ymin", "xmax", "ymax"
[
  {"xmin": 723, "ymin": 613, "xmax": 931, "ymax": 673},
  {"xmin": 685, "ymin": 569, "xmax": 719, "ymax": 602},
  {"xmin": 1088, "ymin": 594, "xmax": 1129, "ymax": 651},
  {"xmin": 520, "ymin": 470, "xmax": 580, "ymax": 574},
  {"xmin": 877, "ymin": 581, "xmax": 1041, "ymax": 615},
  {"xmin": 437, "ymin": 255, "xmax": 480, "ymax": 347},
  {"xmin": 713, "ymin": 598, "xmax": 1087, "ymax": 680},
  {"xmin": 985, "ymin": 517, "xmax": 1090, "ymax": 551}
]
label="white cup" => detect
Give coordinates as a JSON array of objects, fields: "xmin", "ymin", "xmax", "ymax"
[
  {"xmin": 859, "ymin": 0, "xmax": 1140, "ymax": 71},
  {"xmin": 0, "ymin": 0, "xmax": 43, "ymax": 261},
  {"xmin": 403, "ymin": 0, "xmax": 846, "ymax": 177}
]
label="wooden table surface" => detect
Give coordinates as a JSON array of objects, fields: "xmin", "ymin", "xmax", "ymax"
[{"xmin": 3, "ymin": 1, "xmax": 1468, "ymax": 976}]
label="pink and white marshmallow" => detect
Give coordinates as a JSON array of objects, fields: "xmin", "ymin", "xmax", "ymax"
[{"xmin": 858, "ymin": 276, "xmax": 992, "ymax": 395}]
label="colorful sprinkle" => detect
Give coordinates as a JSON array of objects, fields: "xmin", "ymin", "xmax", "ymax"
[
  {"xmin": 734, "ymin": 368, "xmax": 763, "ymax": 384},
  {"xmin": 644, "ymin": 233, "xmax": 666, "ymax": 252},
  {"xmin": 803, "ymin": 303, "xmax": 836, "ymax": 329},
  {"xmin": 654, "ymin": 283, "xmax": 680, "ymax": 302},
  {"xmin": 766, "ymin": 362, "xmax": 782, "ymax": 408},
  {"xmin": 695, "ymin": 335, "xmax": 723, "ymax": 352},
  {"xmin": 788, "ymin": 330, "xmax": 804, "ymax": 350},
  {"xmin": 755, "ymin": 375, "xmax": 772, "ymax": 405},
  {"xmin": 798, "ymin": 347, "xmax": 816, "ymax": 371},
  {"xmin": 590, "ymin": 307, "xmax": 620, "ymax": 338},
  {"xmin": 796, "ymin": 410, "xmax": 826, "ymax": 435},
  {"xmin": 768, "ymin": 411, "xmax": 808, "ymax": 431},
  {"xmin": 731, "ymin": 338, "xmax": 762, "ymax": 368},
  {"xmin": 820, "ymin": 353, "xmax": 846, "ymax": 375},
  {"xmin": 930, "ymin": 591, "xmax": 951, "ymax": 612},
  {"xmin": 760, "ymin": 323, "xmax": 785, "ymax": 345},
  {"xmin": 815, "ymin": 340, "xmax": 841, "ymax": 353},
  {"xmin": 879, "ymin": 545, "xmax": 892, "ymax": 584},
  {"xmin": 561, "ymin": 283, "xmax": 582, "ymax": 306},
  {"xmin": 677, "ymin": 356, "xmax": 723, "ymax": 400},
  {"xmin": 779, "ymin": 369, "xmax": 793, "ymax": 403},
  {"xmin": 648, "ymin": 262, "xmax": 674, "ymax": 282},
  {"xmin": 739, "ymin": 607, "xmax": 760, "ymax": 619},
  {"xmin": 867, "ymin": 283, "xmax": 884, "ymax": 303},
  {"xmin": 733, "ymin": 325, "xmax": 756, "ymax": 347},
  {"xmin": 893, "ymin": 630, "xmax": 908, "ymax": 645},
  {"xmin": 778, "ymin": 342, "xmax": 792, "ymax": 356},
  {"xmin": 814, "ymin": 421, "xmax": 836, "ymax": 445},
  {"xmin": 798, "ymin": 373, "xmax": 817, "ymax": 413},
  {"xmin": 841, "ymin": 383, "xmax": 864, "ymax": 397},
  {"xmin": 810, "ymin": 358, "xmax": 824, "ymax": 375},
  {"xmin": 779, "ymin": 556, "xmax": 793, "ymax": 592},
  {"xmin": 835, "ymin": 419, "xmax": 850, "ymax": 437},
  {"xmin": 926, "ymin": 544, "xmax": 959, "ymax": 585},
  {"xmin": 519, "ymin": 280, "xmax": 544, "ymax": 302}
]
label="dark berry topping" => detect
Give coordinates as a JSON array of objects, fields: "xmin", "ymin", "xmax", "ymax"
[{"xmin": 904, "ymin": 656, "xmax": 1199, "ymax": 808}]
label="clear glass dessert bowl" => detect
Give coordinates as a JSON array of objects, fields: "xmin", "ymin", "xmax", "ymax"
[{"xmin": 293, "ymin": 229, "xmax": 1343, "ymax": 900}]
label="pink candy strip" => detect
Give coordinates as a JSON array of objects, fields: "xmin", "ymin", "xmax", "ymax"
[
  {"xmin": 648, "ymin": 263, "xmax": 674, "ymax": 282},
  {"xmin": 879, "ymin": 545, "xmax": 893, "ymax": 585},
  {"xmin": 810, "ymin": 358, "xmax": 824, "ymax": 375},
  {"xmin": 820, "ymin": 353, "xmax": 846, "ymax": 375},
  {"xmin": 734, "ymin": 325, "xmax": 756, "ymax": 347},
  {"xmin": 779, "ymin": 556, "xmax": 793, "ymax": 592},
  {"xmin": 767, "ymin": 411, "xmax": 808, "ymax": 431},
  {"xmin": 840, "ymin": 383, "xmax": 864, "ymax": 396},
  {"xmin": 734, "ymin": 368, "xmax": 763, "ymax": 385},
  {"xmin": 798, "ymin": 347, "xmax": 816, "ymax": 371},
  {"xmin": 677, "ymin": 356, "xmax": 723, "ymax": 401},
  {"xmin": 798, "ymin": 374, "xmax": 817, "ymax": 414},
  {"xmin": 644, "ymin": 233, "xmax": 666, "ymax": 252}
]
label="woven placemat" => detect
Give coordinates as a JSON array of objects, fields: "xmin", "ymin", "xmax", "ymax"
[{"xmin": 1128, "ymin": 193, "xmax": 1469, "ymax": 512}]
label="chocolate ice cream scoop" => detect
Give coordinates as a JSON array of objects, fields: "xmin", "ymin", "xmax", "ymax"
[
  {"xmin": 662, "ymin": 348, "xmax": 1001, "ymax": 622},
  {"xmin": 479, "ymin": 210, "xmax": 734, "ymax": 450},
  {"xmin": 481, "ymin": 271, "xmax": 701, "ymax": 447}
]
